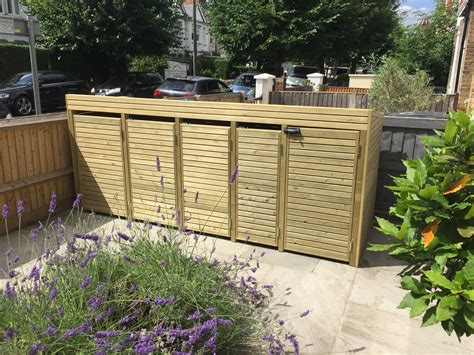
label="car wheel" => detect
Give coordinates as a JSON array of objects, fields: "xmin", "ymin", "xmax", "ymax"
[{"xmin": 14, "ymin": 96, "xmax": 33, "ymax": 116}]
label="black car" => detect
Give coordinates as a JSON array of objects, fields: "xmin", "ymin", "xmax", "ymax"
[
  {"xmin": 0, "ymin": 71, "xmax": 89, "ymax": 116},
  {"xmin": 93, "ymin": 72, "xmax": 163, "ymax": 98},
  {"xmin": 153, "ymin": 77, "xmax": 231, "ymax": 98},
  {"xmin": 0, "ymin": 102, "xmax": 11, "ymax": 119}
]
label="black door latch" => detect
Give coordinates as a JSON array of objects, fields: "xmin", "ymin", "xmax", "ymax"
[{"xmin": 284, "ymin": 127, "xmax": 301, "ymax": 135}]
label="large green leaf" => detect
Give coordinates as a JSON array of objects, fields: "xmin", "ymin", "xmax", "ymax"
[
  {"xmin": 457, "ymin": 226, "xmax": 474, "ymax": 238},
  {"xmin": 410, "ymin": 297, "xmax": 429, "ymax": 317},
  {"xmin": 424, "ymin": 270, "xmax": 459, "ymax": 292},
  {"xmin": 398, "ymin": 292, "xmax": 415, "ymax": 309},
  {"xmin": 367, "ymin": 243, "xmax": 399, "ymax": 252},
  {"xmin": 444, "ymin": 119, "xmax": 457, "ymax": 145},
  {"xmin": 401, "ymin": 276, "xmax": 425, "ymax": 295},
  {"xmin": 436, "ymin": 295, "xmax": 462, "ymax": 322},
  {"xmin": 463, "ymin": 290, "xmax": 474, "ymax": 301},
  {"xmin": 376, "ymin": 217, "xmax": 400, "ymax": 238},
  {"xmin": 464, "ymin": 307, "xmax": 474, "ymax": 329},
  {"xmin": 462, "ymin": 257, "xmax": 474, "ymax": 288},
  {"xmin": 418, "ymin": 185, "xmax": 438, "ymax": 199},
  {"xmin": 421, "ymin": 306, "xmax": 438, "ymax": 327}
]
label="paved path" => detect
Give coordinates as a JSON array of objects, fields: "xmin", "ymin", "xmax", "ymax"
[{"xmin": 1, "ymin": 218, "xmax": 473, "ymax": 354}]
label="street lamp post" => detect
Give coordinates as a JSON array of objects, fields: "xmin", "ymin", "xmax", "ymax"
[
  {"xmin": 27, "ymin": 15, "xmax": 41, "ymax": 115},
  {"xmin": 193, "ymin": 0, "xmax": 197, "ymax": 76}
]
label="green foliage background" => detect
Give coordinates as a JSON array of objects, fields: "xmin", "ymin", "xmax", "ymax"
[
  {"xmin": 370, "ymin": 110, "xmax": 474, "ymax": 338},
  {"xmin": 0, "ymin": 44, "xmax": 50, "ymax": 82}
]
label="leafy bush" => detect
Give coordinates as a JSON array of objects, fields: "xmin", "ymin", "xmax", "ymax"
[
  {"xmin": 129, "ymin": 56, "xmax": 168, "ymax": 75},
  {"xmin": 368, "ymin": 57, "xmax": 435, "ymax": 114},
  {"xmin": 370, "ymin": 110, "xmax": 474, "ymax": 338},
  {"xmin": 214, "ymin": 58, "xmax": 231, "ymax": 79},
  {"xmin": 0, "ymin": 43, "xmax": 50, "ymax": 82},
  {"xmin": 0, "ymin": 162, "xmax": 306, "ymax": 353}
]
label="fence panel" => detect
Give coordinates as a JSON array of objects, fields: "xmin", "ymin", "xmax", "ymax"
[{"xmin": 0, "ymin": 113, "xmax": 74, "ymax": 233}]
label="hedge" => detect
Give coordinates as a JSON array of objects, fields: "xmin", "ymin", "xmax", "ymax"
[{"xmin": 0, "ymin": 43, "xmax": 50, "ymax": 82}]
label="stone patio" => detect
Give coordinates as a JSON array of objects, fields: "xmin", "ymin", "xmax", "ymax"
[{"xmin": 1, "ymin": 216, "xmax": 473, "ymax": 354}]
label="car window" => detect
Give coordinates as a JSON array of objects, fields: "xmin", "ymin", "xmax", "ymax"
[
  {"xmin": 160, "ymin": 79, "xmax": 195, "ymax": 92},
  {"xmin": 217, "ymin": 81, "xmax": 229, "ymax": 92},
  {"xmin": 234, "ymin": 74, "xmax": 255, "ymax": 87},
  {"xmin": 2, "ymin": 73, "xmax": 32, "ymax": 87},
  {"xmin": 146, "ymin": 73, "xmax": 161, "ymax": 85},
  {"xmin": 287, "ymin": 66, "xmax": 317, "ymax": 78},
  {"xmin": 41, "ymin": 73, "xmax": 68, "ymax": 84},
  {"xmin": 135, "ymin": 73, "xmax": 146, "ymax": 85},
  {"xmin": 206, "ymin": 80, "xmax": 222, "ymax": 94}
]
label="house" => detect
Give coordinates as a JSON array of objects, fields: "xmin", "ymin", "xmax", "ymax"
[
  {"xmin": 173, "ymin": 0, "xmax": 220, "ymax": 57},
  {"xmin": 0, "ymin": 0, "xmax": 27, "ymax": 42},
  {"xmin": 447, "ymin": 0, "xmax": 474, "ymax": 106}
]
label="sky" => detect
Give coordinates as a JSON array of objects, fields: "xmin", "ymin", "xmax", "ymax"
[{"xmin": 400, "ymin": 0, "xmax": 437, "ymax": 25}]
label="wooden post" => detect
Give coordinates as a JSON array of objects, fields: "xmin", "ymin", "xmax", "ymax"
[
  {"xmin": 229, "ymin": 121, "xmax": 238, "ymax": 242},
  {"xmin": 277, "ymin": 125, "xmax": 289, "ymax": 252},
  {"xmin": 349, "ymin": 92, "xmax": 357, "ymax": 108},
  {"xmin": 67, "ymin": 109, "xmax": 80, "ymax": 195},
  {"xmin": 120, "ymin": 113, "xmax": 133, "ymax": 220},
  {"xmin": 174, "ymin": 117, "xmax": 185, "ymax": 229}
]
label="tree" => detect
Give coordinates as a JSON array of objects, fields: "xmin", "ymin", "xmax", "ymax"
[
  {"xmin": 206, "ymin": 0, "xmax": 399, "ymax": 72},
  {"xmin": 392, "ymin": 1, "xmax": 458, "ymax": 87},
  {"xmin": 24, "ymin": 0, "xmax": 181, "ymax": 80}
]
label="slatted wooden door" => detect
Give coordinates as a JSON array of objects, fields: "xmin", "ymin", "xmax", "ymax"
[
  {"xmin": 237, "ymin": 128, "xmax": 280, "ymax": 246},
  {"xmin": 181, "ymin": 124, "xmax": 230, "ymax": 237},
  {"xmin": 74, "ymin": 115, "xmax": 127, "ymax": 216},
  {"xmin": 285, "ymin": 128, "xmax": 359, "ymax": 261},
  {"xmin": 127, "ymin": 120, "xmax": 177, "ymax": 225}
]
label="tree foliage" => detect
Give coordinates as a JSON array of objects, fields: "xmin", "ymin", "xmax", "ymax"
[
  {"xmin": 392, "ymin": 1, "xmax": 458, "ymax": 87},
  {"xmin": 206, "ymin": 0, "xmax": 399, "ymax": 69},
  {"xmin": 368, "ymin": 57, "xmax": 434, "ymax": 114},
  {"xmin": 370, "ymin": 110, "xmax": 474, "ymax": 338},
  {"xmin": 24, "ymin": 0, "xmax": 181, "ymax": 79}
]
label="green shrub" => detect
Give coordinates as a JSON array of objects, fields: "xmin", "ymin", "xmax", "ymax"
[
  {"xmin": 368, "ymin": 57, "xmax": 435, "ymax": 114},
  {"xmin": 0, "ymin": 43, "xmax": 50, "ymax": 82},
  {"xmin": 370, "ymin": 110, "xmax": 474, "ymax": 338},
  {"xmin": 129, "ymin": 56, "xmax": 167, "ymax": 74},
  {"xmin": 214, "ymin": 58, "xmax": 231, "ymax": 79}
]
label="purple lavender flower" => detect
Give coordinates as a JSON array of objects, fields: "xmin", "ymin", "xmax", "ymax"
[
  {"xmin": 50, "ymin": 288, "xmax": 58, "ymax": 300},
  {"xmin": 29, "ymin": 341, "xmax": 47, "ymax": 355},
  {"xmin": 188, "ymin": 310, "xmax": 202, "ymax": 321},
  {"xmin": 160, "ymin": 175, "xmax": 164, "ymax": 186},
  {"xmin": 96, "ymin": 284, "xmax": 105, "ymax": 291},
  {"xmin": 95, "ymin": 330, "xmax": 120, "ymax": 338},
  {"xmin": 263, "ymin": 284, "xmax": 273, "ymax": 289},
  {"xmin": 153, "ymin": 296, "xmax": 176, "ymax": 306},
  {"xmin": 156, "ymin": 156, "xmax": 161, "ymax": 172},
  {"xmin": 57, "ymin": 307, "xmax": 64, "ymax": 318},
  {"xmin": 117, "ymin": 231, "xmax": 131, "ymax": 242},
  {"xmin": 300, "ymin": 309, "xmax": 310, "ymax": 318},
  {"xmin": 7, "ymin": 270, "xmax": 19, "ymax": 278},
  {"xmin": 123, "ymin": 255, "xmax": 133, "ymax": 263},
  {"xmin": 126, "ymin": 220, "xmax": 132, "ymax": 229},
  {"xmin": 2, "ymin": 203, "xmax": 9, "ymax": 219},
  {"xmin": 5, "ymin": 247, "xmax": 12, "ymax": 257},
  {"xmin": 73, "ymin": 232, "xmax": 99, "ymax": 242},
  {"xmin": 286, "ymin": 333, "xmax": 300, "ymax": 354},
  {"xmin": 62, "ymin": 320, "xmax": 92, "ymax": 339},
  {"xmin": 45, "ymin": 327, "xmax": 56, "ymax": 335},
  {"xmin": 48, "ymin": 191, "xmax": 57, "ymax": 213},
  {"xmin": 194, "ymin": 191, "xmax": 199, "ymax": 204},
  {"xmin": 206, "ymin": 307, "xmax": 217, "ymax": 314},
  {"xmin": 80, "ymin": 275, "xmax": 92, "ymax": 290},
  {"xmin": 72, "ymin": 193, "xmax": 82, "ymax": 209},
  {"xmin": 134, "ymin": 339, "xmax": 155, "ymax": 354},
  {"xmin": 17, "ymin": 199, "xmax": 24, "ymax": 217},
  {"xmin": 67, "ymin": 241, "xmax": 77, "ymax": 254},
  {"xmin": 8, "ymin": 255, "xmax": 19, "ymax": 266},
  {"xmin": 279, "ymin": 320, "xmax": 285, "ymax": 326},
  {"xmin": 251, "ymin": 267, "xmax": 257, "ymax": 273},
  {"xmin": 157, "ymin": 204, "xmax": 161, "ymax": 213},
  {"xmin": 28, "ymin": 265, "xmax": 40, "ymax": 281},
  {"xmin": 3, "ymin": 327, "xmax": 16, "ymax": 341},
  {"xmin": 130, "ymin": 282, "xmax": 137, "ymax": 292},
  {"xmin": 79, "ymin": 249, "xmax": 96, "ymax": 268},
  {"xmin": 88, "ymin": 296, "xmax": 105, "ymax": 311},
  {"xmin": 118, "ymin": 314, "xmax": 136, "ymax": 324},
  {"xmin": 229, "ymin": 164, "xmax": 239, "ymax": 184}
]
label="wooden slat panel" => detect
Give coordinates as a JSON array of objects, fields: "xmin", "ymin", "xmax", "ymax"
[
  {"xmin": 237, "ymin": 128, "xmax": 279, "ymax": 246},
  {"xmin": 285, "ymin": 127, "xmax": 359, "ymax": 261},
  {"xmin": 75, "ymin": 116, "xmax": 126, "ymax": 216},
  {"xmin": 182, "ymin": 124, "xmax": 230, "ymax": 238},
  {"xmin": 128, "ymin": 120, "xmax": 176, "ymax": 223}
]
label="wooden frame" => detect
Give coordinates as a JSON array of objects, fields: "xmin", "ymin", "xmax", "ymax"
[{"xmin": 66, "ymin": 94, "xmax": 383, "ymax": 267}]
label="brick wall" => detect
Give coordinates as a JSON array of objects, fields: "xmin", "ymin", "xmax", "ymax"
[{"xmin": 458, "ymin": 6, "xmax": 474, "ymax": 106}]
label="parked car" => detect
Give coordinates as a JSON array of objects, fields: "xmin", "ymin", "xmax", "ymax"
[
  {"xmin": 0, "ymin": 71, "xmax": 89, "ymax": 116},
  {"xmin": 153, "ymin": 77, "xmax": 231, "ymax": 98},
  {"xmin": 285, "ymin": 65, "xmax": 318, "ymax": 87},
  {"xmin": 0, "ymin": 102, "xmax": 11, "ymax": 119},
  {"xmin": 230, "ymin": 72, "xmax": 260, "ymax": 99},
  {"xmin": 93, "ymin": 72, "xmax": 163, "ymax": 98}
]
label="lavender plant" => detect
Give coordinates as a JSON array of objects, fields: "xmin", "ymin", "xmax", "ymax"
[{"xmin": 0, "ymin": 161, "xmax": 305, "ymax": 354}]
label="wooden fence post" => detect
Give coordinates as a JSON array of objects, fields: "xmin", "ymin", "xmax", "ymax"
[{"xmin": 349, "ymin": 92, "xmax": 357, "ymax": 108}]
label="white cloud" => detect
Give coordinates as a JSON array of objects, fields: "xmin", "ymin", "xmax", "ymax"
[{"xmin": 398, "ymin": 5, "xmax": 432, "ymax": 25}]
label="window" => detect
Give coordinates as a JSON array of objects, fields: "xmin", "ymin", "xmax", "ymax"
[
  {"xmin": 41, "ymin": 73, "xmax": 68, "ymax": 84},
  {"xmin": 206, "ymin": 80, "xmax": 228, "ymax": 94},
  {"xmin": 4, "ymin": 0, "xmax": 20, "ymax": 15},
  {"xmin": 210, "ymin": 37, "xmax": 214, "ymax": 44}
]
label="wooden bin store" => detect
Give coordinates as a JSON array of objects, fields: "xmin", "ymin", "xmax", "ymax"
[{"xmin": 66, "ymin": 95, "xmax": 383, "ymax": 267}]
